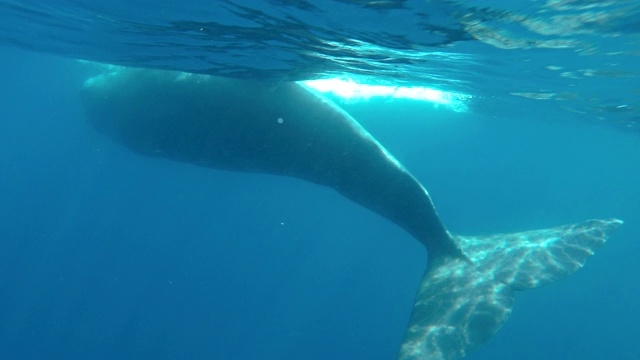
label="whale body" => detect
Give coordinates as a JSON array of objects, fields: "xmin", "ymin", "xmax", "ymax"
[{"xmin": 81, "ymin": 68, "xmax": 622, "ymax": 360}]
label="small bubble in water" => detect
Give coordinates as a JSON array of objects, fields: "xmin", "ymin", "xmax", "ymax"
[{"xmin": 277, "ymin": 117, "xmax": 284, "ymax": 124}]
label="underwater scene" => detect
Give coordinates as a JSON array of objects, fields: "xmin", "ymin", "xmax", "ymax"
[{"xmin": 0, "ymin": 1, "xmax": 639, "ymax": 359}]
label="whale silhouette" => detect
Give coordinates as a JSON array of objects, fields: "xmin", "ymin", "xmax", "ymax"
[{"xmin": 81, "ymin": 67, "xmax": 622, "ymax": 360}]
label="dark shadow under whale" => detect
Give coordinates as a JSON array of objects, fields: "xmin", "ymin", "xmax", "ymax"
[{"xmin": 81, "ymin": 67, "xmax": 622, "ymax": 360}]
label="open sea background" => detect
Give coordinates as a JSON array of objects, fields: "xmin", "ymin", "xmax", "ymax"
[{"xmin": 1, "ymin": 1, "xmax": 639, "ymax": 359}]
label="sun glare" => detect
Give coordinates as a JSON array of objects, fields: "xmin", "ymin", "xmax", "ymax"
[{"xmin": 301, "ymin": 78, "xmax": 471, "ymax": 112}]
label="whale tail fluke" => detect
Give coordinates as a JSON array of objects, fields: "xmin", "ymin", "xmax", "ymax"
[{"xmin": 398, "ymin": 218, "xmax": 622, "ymax": 360}]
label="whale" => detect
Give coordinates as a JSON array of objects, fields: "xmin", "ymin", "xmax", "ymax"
[{"xmin": 81, "ymin": 67, "xmax": 622, "ymax": 360}]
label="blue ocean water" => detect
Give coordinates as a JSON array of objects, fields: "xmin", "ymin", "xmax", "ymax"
[{"xmin": 1, "ymin": 1, "xmax": 639, "ymax": 359}]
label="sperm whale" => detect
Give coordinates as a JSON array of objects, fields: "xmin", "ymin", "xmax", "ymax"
[{"xmin": 81, "ymin": 67, "xmax": 621, "ymax": 360}]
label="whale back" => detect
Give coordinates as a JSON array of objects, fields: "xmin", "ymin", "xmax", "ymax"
[{"xmin": 82, "ymin": 68, "xmax": 453, "ymax": 252}]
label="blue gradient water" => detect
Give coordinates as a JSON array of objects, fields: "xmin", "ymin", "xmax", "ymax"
[{"xmin": 1, "ymin": 1, "xmax": 639, "ymax": 359}]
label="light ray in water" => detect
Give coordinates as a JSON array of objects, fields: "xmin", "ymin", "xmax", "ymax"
[{"xmin": 301, "ymin": 78, "xmax": 472, "ymax": 112}]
